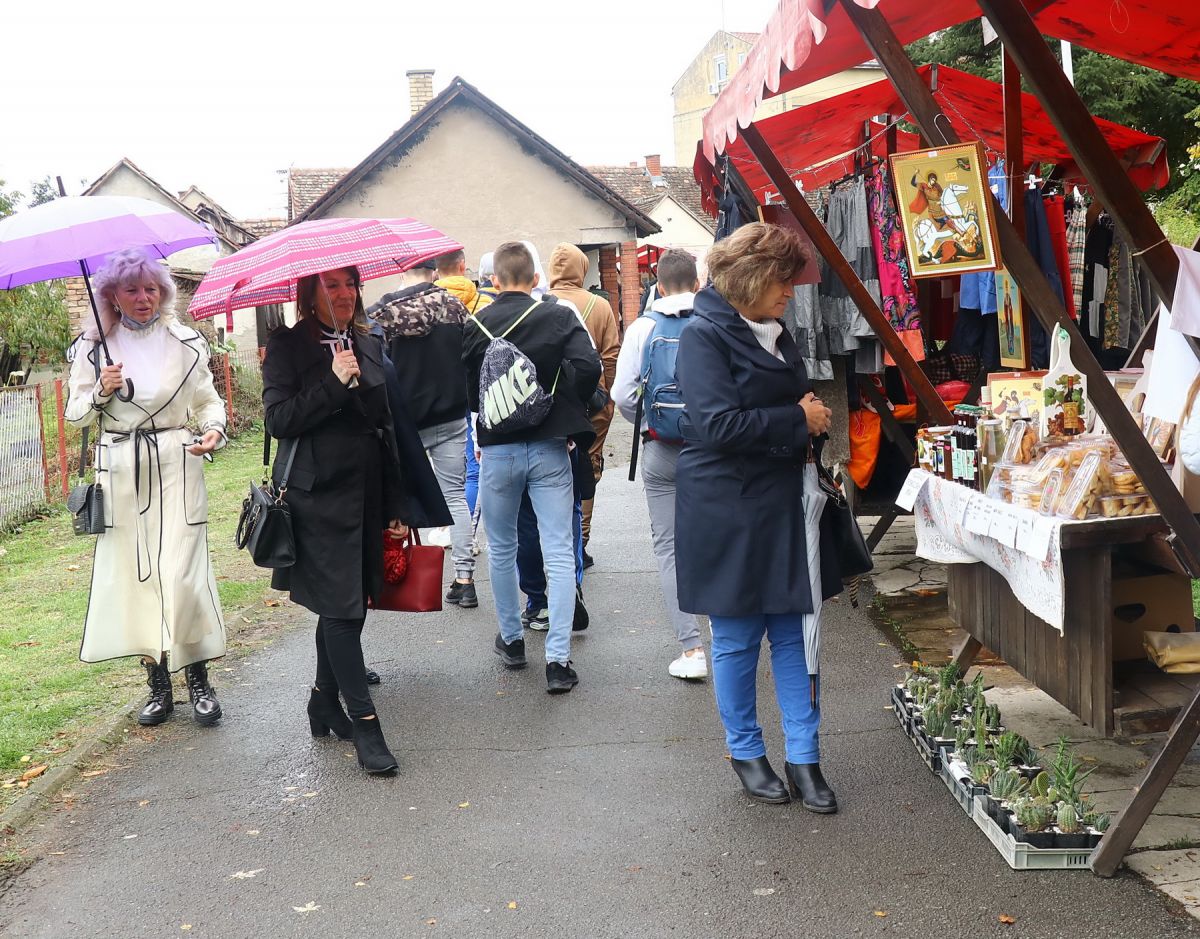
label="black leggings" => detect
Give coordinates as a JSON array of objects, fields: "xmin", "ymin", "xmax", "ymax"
[{"xmin": 315, "ymin": 616, "xmax": 373, "ymax": 719}]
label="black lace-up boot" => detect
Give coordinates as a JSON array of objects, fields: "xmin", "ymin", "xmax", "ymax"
[
  {"xmin": 138, "ymin": 659, "xmax": 174, "ymax": 726},
  {"xmin": 184, "ymin": 661, "xmax": 223, "ymax": 726}
]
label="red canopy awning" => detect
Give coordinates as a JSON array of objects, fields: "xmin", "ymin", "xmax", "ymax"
[
  {"xmin": 702, "ymin": 0, "xmax": 1200, "ymax": 163},
  {"xmin": 695, "ymin": 64, "xmax": 1169, "ymax": 214}
]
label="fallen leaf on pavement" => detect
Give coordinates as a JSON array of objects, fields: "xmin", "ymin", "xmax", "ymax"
[
  {"xmin": 231, "ymin": 869, "xmax": 265, "ymax": 880},
  {"xmin": 626, "ymin": 865, "xmax": 643, "ymax": 872},
  {"xmin": 293, "ymin": 902, "xmax": 321, "ymax": 913},
  {"xmin": 66, "ymin": 564, "xmax": 81, "ymax": 571},
  {"xmin": 999, "ymin": 914, "xmax": 1016, "ymax": 925},
  {"xmin": 355, "ymin": 881, "xmax": 367, "ymax": 888},
  {"xmin": 264, "ymin": 599, "xmax": 281, "ymax": 607},
  {"xmin": 403, "ymin": 875, "xmax": 415, "ymax": 881},
  {"xmin": 181, "ymin": 926, "xmax": 192, "ymax": 932},
  {"xmin": 507, "ymin": 901, "xmax": 518, "ymax": 909},
  {"xmin": 19, "ymin": 755, "xmax": 30, "ymax": 763},
  {"xmin": 874, "ymin": 911, "xmax": 888, "ymax": 918},
  {"xmin": 246, "ymin": 830, "xmax": 260, "ymax": 836},
  {"xmin": 138, "ymin": 800, "xmax": 150, "ymax": 807},
  {"xmin": 426, "ymin": 919, "xmax": 437, "ymax": 926},
  {"xmin": 123, "ymin": 834, "xmax": 137, "ymax": 840},
  {"xmin": 753, "ymin": 888, "xmax": 775, "ymax": 896},
  {"xmin": 458, "ymin": 802, "xmax": 470, "ymax": 808},
  {"xmin": 20, "ymin": 765, "xmax": 48, "ymax": 781},
  {"xmin": 14, "ymin": 641, "xmax": 39, "ymax": 647},
  {"xmin": 81, "ymin": 769, "xmax": 109, "ymax": 778},
  {"xmin": 303, "ymin": 792, "xmax": 318, "ymax": 798}
]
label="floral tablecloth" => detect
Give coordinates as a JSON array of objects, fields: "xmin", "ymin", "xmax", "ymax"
[{"xmin": 900, "ymin": 470, "xmax": 1067, "ymax": 633}]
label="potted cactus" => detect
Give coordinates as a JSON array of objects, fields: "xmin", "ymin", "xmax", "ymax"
[
  {"xmin": 1012, "ymin": 797, "xmax": 1056, "ymax": 848},
  {"xmin": 986, "ymin": 767, "xmax": 1027, "ymax": 823},
  {"xmin": 1053, "ymin": 801, "xmax": 1090, "ymax": 849}
]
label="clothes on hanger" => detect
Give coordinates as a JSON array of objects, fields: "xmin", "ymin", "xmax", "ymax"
[
  {"xmin": 864, "ymin": 161, "xmax": 924, "ymax": 364},
  {"xmin": 1066, "ymin": 192, "xmax": 1088, "ymax": 318},
  {"xmin": 1042, "ymin": 193, "xmax": 1074, "ymax": 320},
  {"xmin": 959, "ymin": 161, "xmax": 1008, "ymax": 317},
  {"xmin": 784, "ymin": 283, "xmax": 833, "ymax": 381},
  {"xmin": 818, "ymin": 175, "xmax": 884, "ymax": 374},
  {"xmin": 1023, "ymin": 185, "xmax": 1062, "ymax": 368}
]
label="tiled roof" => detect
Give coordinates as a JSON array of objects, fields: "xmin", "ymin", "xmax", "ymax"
[
  {"xmin": 729, "ymin": 31, "xmax": 760, "ymax": 45},
  {"xmin": 241, "ymin": 217, "xmax": 287, "ymax": 239},
  {"xmin": 585, "ymin": 165, "xmax": 716, "ymax": 233},
  {"xmin": 288, "ymin": 168, "xmax": 349, "ymax": 221}
]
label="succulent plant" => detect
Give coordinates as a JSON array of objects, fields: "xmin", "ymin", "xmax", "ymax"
[
  {"xmin": 988, "ymin": 768, "xmax": 1026, "ymax": 802},
  {"xmin": 1092, "ymin": 813, "xmax": 1111, "ymax": 833},
  {"xmin": 974, "ymin": 707, "xmax": 989, "ymax": 747},
  {"xmin": 1015, "ymin": 799, "xmax": 1053, "ymax": 832},
  {"xmin": 938, "ymin": 662, "xmax": 961, "ymax": 691},
  {"xmin": 924, "ymin": 704, "xmax": 949, "ymax": 738},
  {"xmin": 985, "ymin": 703, "xmax": 1002, "ymax": 729},
  {"xmin": 954, "ymin": 722, "xmax": 970, "ymax": 755},
  {"xmin": 1056, "ymin": 801, "xmax": 1081, "ymax": 834},
  {"xmin": 991, "ymin": 731, "xmax": 1022, "ymax": 768},
  {"xmin": 1028, "ymin": 771, "xmax": 1052, "ymax": 800},
  {"xmin": 969, "ymin": 753, "xmax": 995, "ymax": 786},
  {"xmin": 1051, "ymin": 737, "xmax": 1094, "ymax": 805}
]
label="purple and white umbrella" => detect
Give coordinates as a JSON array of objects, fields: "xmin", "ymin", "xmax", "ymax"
[{"xmin": 0, "ymin": 195, "xmax": 217, "ymax": 397}]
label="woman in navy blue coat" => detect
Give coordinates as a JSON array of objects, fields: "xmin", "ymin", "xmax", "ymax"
[{"xmin": 675, "ymin": 223, "xmax": 843, "ymax": 812}]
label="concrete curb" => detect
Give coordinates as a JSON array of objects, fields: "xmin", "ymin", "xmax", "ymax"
[{"xmin": 0, "ymin": 702, "xmax": 138, "ymax": 839}]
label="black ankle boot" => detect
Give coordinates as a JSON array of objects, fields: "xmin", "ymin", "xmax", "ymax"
[
  {"xmin": 307, "ymin": 687, "xmax": 353, "ymax": 740},
  {"xmin": 184, "ymin": 661, "xmax": 223, "ymax": 726},
  {"xmin": 730, "ymin": 756, "xmax": 790, "ymax": 804},
  {"xmin": 786, "ymin": 762, "xmax": 838, "ymax": 814},
  {"xmin": 352, "ymin": 717, "xmax": 398, "ymax": 774},
  {"xmin": 138, "ymin": 659, "xmax": 174, "ymax": 726}
]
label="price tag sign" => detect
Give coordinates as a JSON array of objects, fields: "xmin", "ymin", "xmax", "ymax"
[
  {"xmin": 989, "ymin": 505, "xmax": 1020, "ymax": 546},
  {"xmin": 964, "ymin": 497, "xmax": 994, "ymax": 535},
  {"xmin": 895, "ymin": 470, "xmax": 929, "ymax": 512},
  {"xmin": 1016, "ymin": 514, "xmax": 1056, "ymax": 560}
]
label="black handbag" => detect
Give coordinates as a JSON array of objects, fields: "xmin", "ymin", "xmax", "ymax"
[
  {"xmin": 816, "ymin": 460, "xmax": 873, "ymax": 579},
  {"xmin": 68, "ymin": 352, "xmax": 106, "ymax": 536},
  {"xmin": 235, "ymin": 431, "xmax": 298, "ymax": 569}
]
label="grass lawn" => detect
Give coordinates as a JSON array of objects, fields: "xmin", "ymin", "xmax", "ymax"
[{"xmin": 0, "ymin": 422, "xmax": 288, "ymax": 793}]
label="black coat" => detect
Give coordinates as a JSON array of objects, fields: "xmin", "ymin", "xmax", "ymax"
[
  {"xmin": 674, "ymin": 287, "xmax": 842, "ymax": 617},
  {"xmin": 261, "ymin": 318, "xmax": 447, "ymax": 619}
]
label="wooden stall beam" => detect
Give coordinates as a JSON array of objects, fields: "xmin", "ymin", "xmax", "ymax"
[
  {"xmin": 1002, "ymin": 50, "xmax": 1025, "ymax": 238},
  {"xmin": 976, "ymin": 0, "xmax": 1177, "ymax": 305},
  {"xmin": 838, "ymin": 0, "xmax": 1200, "ymax": 875},
  {"xmin": 739, "ymin": 124, "xmax": 954, "ymax": 425}
]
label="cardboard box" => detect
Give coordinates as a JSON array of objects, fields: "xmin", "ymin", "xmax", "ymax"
[{"xmin": 1110, "ymin": 570, "xmax": 1196, "ymax": 662}]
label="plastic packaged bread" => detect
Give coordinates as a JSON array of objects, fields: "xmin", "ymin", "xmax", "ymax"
[
  {"xmin": 1037, "ymin": 468, "xmax": 1066, "ymax": 517},
  {"xmin": 999, "ymin": 419, "xmax": 1036, "ymax": 466},
  {"xmin": 1097, "ymin": 493, "xmax": 1157, "ymax": 518},
  {"xmin": 1055, "ymin": 451, "xmax": 1109, "ymax": 520}
]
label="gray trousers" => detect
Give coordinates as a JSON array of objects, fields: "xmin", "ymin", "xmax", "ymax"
[
  {"xmin": 642, "ymin": 439, "xmax": 703, "ymax": 652},
  {"xmin": 419, "ymin": 418, "xmax": 474, "ymax": 580}
]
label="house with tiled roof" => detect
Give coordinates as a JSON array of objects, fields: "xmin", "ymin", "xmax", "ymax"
[
  {"xmin": 672, "ymin": 30, "xmax": 880, "ymax": 167},
  {"xmin": 241, "ymin": 217, "xmax": 287, "ymax": 239},
  {"xmin": 588, "ymin": 157, "xmax": 715, "ymax": 262},
  {"xmin": 291, "ymin": 71, "xmax": 660, "ymax": 323}
]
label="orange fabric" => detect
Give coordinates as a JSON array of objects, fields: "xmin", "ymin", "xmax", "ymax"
[
  {"xmin": 892, "ymin": 397, "xmax": 966, "ymax": 423},
  {"xmin": 847, "ymin": 409, "xmax": 882, "ymax": 489},
  {"xmin": 883, "ymin": 328, "xmax": 927, "ymax": 368}
]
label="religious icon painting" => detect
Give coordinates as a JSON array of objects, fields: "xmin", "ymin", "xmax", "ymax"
[
  {"xmin": 889, "ymin": 141, "xmax": 1001, "ymax": 278},
  {"xmin": 995, "ymin": 268, "xmax": 1027, "ymax": 369}
]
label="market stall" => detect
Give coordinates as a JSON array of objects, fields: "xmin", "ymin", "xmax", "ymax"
[{"xmin": 697, "ymin": 0, "xmax": 1200, "ymax": 876}]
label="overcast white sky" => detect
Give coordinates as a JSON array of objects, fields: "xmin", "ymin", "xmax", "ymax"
[{"xmin": 2, "ymin": 0, "xmax": 780, "ymax": 219}]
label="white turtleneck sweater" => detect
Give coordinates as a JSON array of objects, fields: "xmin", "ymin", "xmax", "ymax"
[{"xmin": 740, "ymin": 314, "xmax": 785, "ymax": 362}]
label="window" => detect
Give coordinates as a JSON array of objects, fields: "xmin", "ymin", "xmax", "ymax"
[
  {"xmin": 738, "ymin": 52, "xmax": 746, "ymax": 67},
  {"xmin": 714, "ymin": 55, "xmax": 728, "ymax": 83}
]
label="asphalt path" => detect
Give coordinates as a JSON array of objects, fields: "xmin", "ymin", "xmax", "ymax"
[{"xmin": 1, "ymin": 421, "xmax": 1195, "ymax": 938}]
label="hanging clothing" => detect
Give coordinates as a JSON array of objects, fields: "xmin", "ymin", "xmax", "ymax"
[
  {"xmin": 1067, "ymin": 195, "xmax": 1088, "ymax": 320},
  {"xmin": 819, "ymin": 176, "xmax": 883, "ymax": 374},
  {"xmin": 1102, "ymin": 231, "xmax": 1146, "ymax": 352},
  {"xmin": 1024, "ymin": 186, "xmax": 1063, "ymax": 368},
  {"xmin": 783, "ymin": 283, "xmax": 832, "ymax": 380},
  {"xmin": 864, "ymin": 162, "xmax": 924, "ymax": 364},
  {"xmin": 1082, "ymin": 215, "xmax": 1114, "ymax": 354},
  {"xmin": 959, "ymin": 161, "xmax": 1008, "ymax": 316},
  {"xmin": 1043, "ymin": 194, "xmax": 1074, "ymax": 320},
  {"xmin": 715, "ymin": 185, "xmax": 751, "ymax": 242}
]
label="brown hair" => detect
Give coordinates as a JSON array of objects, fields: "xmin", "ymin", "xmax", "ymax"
[
  {"xmin": 295, "ymin": 266, "xmax": 369, "ymax": 334},
  {"xmin": 705, "ymin": 222, "xmax": 810, "ymax": 308},
  {"xmin": 492, "ymin": 241, "xmax": 535, "ymax": 288},
  {"xmin": 435, "ymin": 249, "xmax": 466, "ymax": 276},
  {"xmin": 655, "ymin": 248, "xmax": 699, "ymax": 294}
]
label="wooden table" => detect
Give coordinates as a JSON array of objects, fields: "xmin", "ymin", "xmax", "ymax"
[{"xmin": 949, "ymin": 514, "xmax": 1193, "ymax": 736}]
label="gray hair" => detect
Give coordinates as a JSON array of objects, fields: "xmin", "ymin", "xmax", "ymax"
[{"xmin": 87, "ymin": 248, "xmax": 176, "ymax": 339}]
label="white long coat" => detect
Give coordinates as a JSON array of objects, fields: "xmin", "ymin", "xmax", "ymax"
[{"xmin": 65, "ymin": 318, "xmax": 228, "ymax": 670}]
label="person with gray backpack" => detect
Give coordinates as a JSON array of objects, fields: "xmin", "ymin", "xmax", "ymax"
[
  {"xmin": 462, "ymin": 241, "xmax": 601, "ymax": 694},
  {"xmin": 613, "ymin": 249, "xmax": 707, "ymax": 680}
]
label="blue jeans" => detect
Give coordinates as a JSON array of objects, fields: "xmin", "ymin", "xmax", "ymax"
[
  {"xmin": 517, "ymin": 470, "xmax": 584, "ymax": 611},
  {"xmin": 418, "ymin": 419, "xmax": 473, "ymax": 580},
  {"xmin": 465, "ymin": 418, "xmax": 479, "ymax": 515},
  {"xmin": 709, "ymin": 613, "xmax": 820, "ymax": 764},
  {"xmin": 480, "ymin": 439, "xmax": 576, "ymax": 664}
]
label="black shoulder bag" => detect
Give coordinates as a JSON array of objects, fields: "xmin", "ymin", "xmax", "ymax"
[
  {"xmin": 67, "ymin": 350, "xmax": 106, "ymax": 536},
  {"xmin": 816, "ymin": 460, "xmax": 873, "ymax": 580},
  {"xmin": 235, "ymin": 430, "xmax": 298, "ymax": 569}
]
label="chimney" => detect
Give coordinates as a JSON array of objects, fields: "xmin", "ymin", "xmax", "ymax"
[
  {"xmin": 406, "ymin": 69, "xmax": 435, "ymax": 116},
  {"xmin": 645, "ymin": 154, "xmax": 665, "ymax": 187}
]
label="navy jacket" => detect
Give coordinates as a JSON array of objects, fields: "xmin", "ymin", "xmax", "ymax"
[{"xmin": 674, "ymin": 286, "xmax": 842, "ymax": 617}]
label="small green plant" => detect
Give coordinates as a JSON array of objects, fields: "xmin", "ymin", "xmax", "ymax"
[
  {"xmin": 924, "ymin": 703, "xmax": 950, "ymax": 738},
  {"xmin": 985, "ymin": 703, "xmax": 1001, "ymax": 729},
  {"xmin": 1028, "ymin": 771, "xmax": 1051, "ymax": 800},
  {"xmin": 1056, "ymin": 801, "xmax": 1081, "ymax": 834},
  {"xmin": 954, "ymin": 722, "xmax": 970, "ymax": 756},
  {"xmin": 1015, "ymin": 799, "xmax": 1053, "ymax": 832},
  {"xmin": 974, "ymin": 707, "xmax": 989, "ymax": 747},
  {"xmin": 938, "ymin": 661, "xmax": 960, "ymax": 691},
  {"xmin": 1051, "ymin": 737, "xmax": 1094, "ymax": 805},
  {"xmin": 969, "ymin": 753, "xmax": 995, "ymax": 786},
  {"xmin": 1092, "ymin": 813, "xmax": 1111, "ymax": 834},
  {"xmin": 991, "ymin": 731, "xmax": 1022, "ymax": 768},
  {"xmin": 988, "ymin": 768, "xmax": 1026, "ymax": 803}
]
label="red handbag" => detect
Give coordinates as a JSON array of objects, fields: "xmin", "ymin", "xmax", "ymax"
[{"xmin": 369, "ymin": 529, "xmax": 445, "ymax": 613}]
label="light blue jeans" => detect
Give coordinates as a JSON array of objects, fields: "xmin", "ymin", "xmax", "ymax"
[
  {"xmin": 419, "ymin": 419, "xmax": 474, "ymax": 580},
  {"xmin": 480, "ymin": 438, "xmax": 576, "ymax": 664},
  {"xmin": 709, "ymin": 613, "xmax": 820, "ymax": 764}
]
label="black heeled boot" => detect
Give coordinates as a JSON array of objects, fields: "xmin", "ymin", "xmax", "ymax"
[
  {"xmin": 184, "ymin": 661, "xmax": 223, "ymax": 726},
  {"xmin": 352, "ymin": 717, "xmax": 398, "ymax": 774},
  {"xmin": 307, "ymin": 687, "xmax": 353, "ymax": 740},
  {"xmin": 138, "ymin": 659, "xmax": 174, "ymax": 726},
  {"xmin": 730, "ymin": 756, "xmax": 790, "ymax": 804},
  {"xmin": 786, "ymin": 762, "xmax": 838, "ymax": 814}
]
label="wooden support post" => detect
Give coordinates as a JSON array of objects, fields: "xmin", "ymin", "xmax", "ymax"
[
  {"xmin": 952, "ymin": 634, "xmax": 983, "ymax": 672},
  {"xmin": 857, "ymin": 376, "xmax": 916, "ymax": 465},
  {"xmin": 838, "ymin": 0, "xmax": 1200, "ymax": 876},
  {"xmin": 867, "ymin": 507, "xmax": 902, "ymax": 552},
  {"xmin": 740, "ymin": 123, "xmax": 954, "ymax": 425},
  {"xmin": 35, "ymin": 383, "xmax": 50, "ymax": 501},
  {"xmin": 1002, "ymin": 49, "xmax": 1025, "ymax": 238},
  {"xmin": 975, "ymin": 0, "xmax": 1177, "ymax": 305},
  {"xmin": 54, "ymin": 379, "xmax": 69, "ymax": 499}
]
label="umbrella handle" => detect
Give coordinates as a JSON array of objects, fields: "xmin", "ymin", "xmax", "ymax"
[{"xmin": 116, "ymin": 378, "xmax": 136, "ymax": 402}]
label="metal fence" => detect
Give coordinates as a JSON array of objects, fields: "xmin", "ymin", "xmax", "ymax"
[{"xmin": 0, "ymin": 385, "xmax": 49, "ymax": 528}]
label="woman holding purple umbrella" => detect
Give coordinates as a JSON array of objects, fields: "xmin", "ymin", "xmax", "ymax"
[{"xmin": 65, "ymin": 247, "xmax": 228, "ymax": 729}]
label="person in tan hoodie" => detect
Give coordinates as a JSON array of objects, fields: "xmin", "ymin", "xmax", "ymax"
[
  {"xmin": 436, "ymin": 249, "xmax": 492, "ymax": 315},
  {"xmin": 547, "ymin": 243, "xmax": 620, "ymax": 565}
]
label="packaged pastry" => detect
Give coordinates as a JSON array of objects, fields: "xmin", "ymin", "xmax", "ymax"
[
  {"xmin": 1011, "ymin": 482, "xmax": 1044, "ymax": 511},
  {"xmin": 1038, "ymin": 469, "xmax": 1066, "ymax": 517},
  {"xmin": 1105, "ymin": 460, "xmax": 1147, "ymax": 497},
  {"xmin": 999, "ymin": 420, "xmax": 1036, "ymax": 466},
  {"xmin": 1097, "ymin": 493, "xmax": 1157, "ymax": 518},
  {"xmin": 1055, "ymin": 451, "xmax": 1108, "ymax": 520}
]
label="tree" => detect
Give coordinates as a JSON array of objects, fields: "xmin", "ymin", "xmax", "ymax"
[{"xmin": 0, "ymin": 180, "xmax": 71, "ymax": 379}]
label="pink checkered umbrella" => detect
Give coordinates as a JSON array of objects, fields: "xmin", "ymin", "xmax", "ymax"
[{"xmin": 187, "ymin": 217, "xmax": 463, "ymax": 330}]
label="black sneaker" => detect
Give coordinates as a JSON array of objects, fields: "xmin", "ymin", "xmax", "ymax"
[
  {"xmin": 365, "ymin": 668, "xmax": 381, "ymax": 685},
  {"xmin": 582, "ymin": 549, "xmax": 594, "ymax": 570},
  {"xmin": 446, "ymin": 580, "xmax": 478, "ymax": 608},
  {"xmin": 521, "ymin": 607, "xmax": 550, "ymax": 631},
  {"xmin": 493, "ymin": 633, "xmax": 527, "ymax": 669},
  {"xmin": 546, "ymin": 661, "xmax": 579, "ymax": 694},
  {"xmin": 572, "ymin": 585, "xmax": 589, "ymax": 632}
]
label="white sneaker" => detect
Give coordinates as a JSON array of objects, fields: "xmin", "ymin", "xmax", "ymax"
[{"xmin": 669, "ymin": 649, "xmax": 708, "ymax": 680}]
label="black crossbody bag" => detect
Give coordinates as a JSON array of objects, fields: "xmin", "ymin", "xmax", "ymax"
[
  {"xmin": 816, "ymin": 460, "xmax": 873, "ymax": 579},
  {"xmin": 235, "ymin": 430, "xmax": 298, "ymax": 569}
]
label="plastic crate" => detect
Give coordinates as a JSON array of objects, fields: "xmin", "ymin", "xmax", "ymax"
[
  {"xmin": 939, "ymin": 759, "xmax": 974, "ymax": 815},
  {"xmin": 970, "ymin": 795, "xmax": 1092, "ymax": 870},
  {"xmin": 913, "ymin": 731, "xmax": 941, "ymax": 773}
]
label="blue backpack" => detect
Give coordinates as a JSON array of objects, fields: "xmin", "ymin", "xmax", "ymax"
[{"xmin": 639, "ymin": 310, "xmax": 691, "ymax": 444}]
